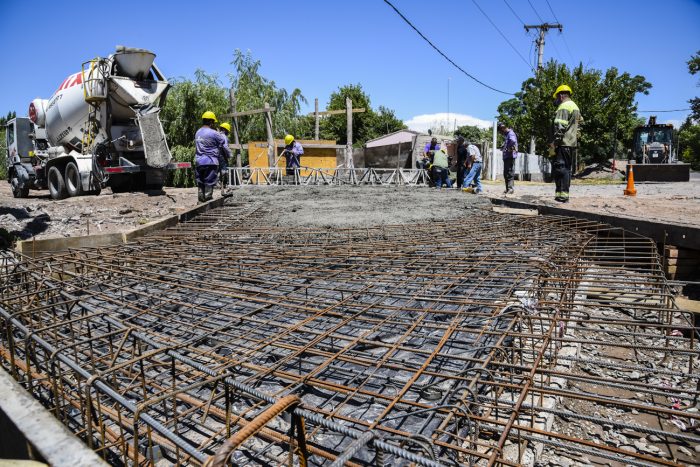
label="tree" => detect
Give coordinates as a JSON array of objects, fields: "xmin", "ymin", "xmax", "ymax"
[
  {"xmin": 678, "ymin": 117, "xmax": 700, "ymax": 169},
  {"xmin": 454, "ymin": 125, "xmax": 491, "ymax": 143},
  {"xmin": 320, "ymin": 84, "xmax": 405, "ymax": 146},
  {"xmin": 688, "ymin": 50, "xmax": 700, "ymax": 120},
  {"xmin": 497, "ymin": 60, "xmax": 650, "ymax": 165}
]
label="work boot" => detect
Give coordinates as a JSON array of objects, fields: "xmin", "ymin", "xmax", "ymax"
[
  {"xmin": 204, "ymin": 185, "xmax": 214, "ymax": 201},
  {"xmin": 561, "ymin": 192, "xmax": 570, "ymax": 203},
  {"xmin": 555, "ymin": 191, "xmax": 563, "ymax": 202},
  {"xmin": 506, "ymin": 188, "xmax": 514, "ymax": 195},
  {"xmin": 198, "ymin": 185, "xmax": 206, "ymax": 203}
]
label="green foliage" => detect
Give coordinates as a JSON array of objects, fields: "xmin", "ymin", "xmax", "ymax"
[
  {"xmin": 454, "ymin": 125, "xmax": 492, "ymax": 144},
  {"xmin": 679, "ymin": 118, "xmax": 700, "ymax": 170},
  {"xmin": 688, "ymin": 50, "xmax": 700, "ymax": 120},
  {"xmin": 164, "ymin": 145, "xmax": 196, "ymax": 187},
  {"xmin": 160, "ymin": 70, "xmax": 229, "ymax": 148},
  {"xmin": 320, "ymin": 84, "xmax": 405, "ymax": 146},
  {"xmin": 497, "ymin": 60, "xmax": 650, "ymax": 165},
  {"xmin": 227, "ymin": 49, "xmax": 307, "ymax": 142}
]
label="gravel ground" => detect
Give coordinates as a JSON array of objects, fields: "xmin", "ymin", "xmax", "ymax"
[{"xmin": 1, "ymin": 174, "xmax": 699, "ymax": 242}]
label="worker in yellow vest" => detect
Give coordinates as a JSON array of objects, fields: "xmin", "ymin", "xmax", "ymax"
[{"xmin": 549, "ymin": 85, "xmax": 582, "ymax": 203}]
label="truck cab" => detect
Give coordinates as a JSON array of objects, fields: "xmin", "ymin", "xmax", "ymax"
[{"xmin": 5, "ymin": 117, "xmax": 48, "ymax": 198}]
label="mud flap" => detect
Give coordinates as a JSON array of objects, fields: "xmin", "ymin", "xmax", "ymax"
[{"xmin": 136, "ymin": 109, "xmax": 172, "ymax": 169}]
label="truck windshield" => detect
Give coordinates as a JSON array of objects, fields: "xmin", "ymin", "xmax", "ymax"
[{"xmin": 15, "ymin": 118, "xmax": 34, "ymax": 160}]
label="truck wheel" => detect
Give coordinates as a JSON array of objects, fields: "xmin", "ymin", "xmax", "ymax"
[
  {"xmin": 48, "ymin": 166, "xmax": 67, "ymax": 200},
  {"xmin": 10, "ymin": 177, "xmax": 29, "ymax": 198},
  {"xmin": 64, "ymin": 162, "xmax": 82, "ymax": 197}
]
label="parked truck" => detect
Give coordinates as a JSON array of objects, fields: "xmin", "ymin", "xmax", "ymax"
[{"xmin": 4, "ymin": 46, "xmax": 189, "ymax": 199}]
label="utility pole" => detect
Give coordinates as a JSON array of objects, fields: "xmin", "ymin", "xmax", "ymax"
[
  {"xmin": 524, "ymin": 23, "xmax": 562, "ymax": 70},
  {"xmin": 523, "ymin": 23, "xmax": 563, "ymax": 165}
]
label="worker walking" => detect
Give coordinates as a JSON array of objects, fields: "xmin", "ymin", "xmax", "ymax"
[
  {"xmin": 283, "ymin": 134, "xmax": 303, "ymax": 176},
  {"xmin": 549, "ymin": 85, "xmax": 581, "ymax": 203},
  {"xmin": 432, "ymin": 144, "xmax": 452, "ymax": 189},
  {"xmin": 462, "ymin": 142, "xmax": 483, "ymax": 194},
  {"xmin": 195, "ymin": 111, "xmax": 230, "ymax": 202},
  {"xmin": 498, "ymin": 123, "xmax": 518, "ymax": 194},
  {"xmin": 218, "ymin": 122, "xmax": 232, "ymax": 187}
]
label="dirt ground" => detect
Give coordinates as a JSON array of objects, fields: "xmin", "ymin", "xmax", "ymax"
[
  {"xmin": 1, "ymin": 174, "xmax": 699, "ymax": 242},
  {"xmin": 486, "ymin": 175, "xmax": 700, "ymax": 228}
]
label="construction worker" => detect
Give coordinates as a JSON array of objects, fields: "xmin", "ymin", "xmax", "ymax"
[
  {"xmin": 462, "ymin": 141, "xmax": 483, "ymax": 194},
  {"xmin": 455, "ymin": 136, "xmax": 469, "ymax": 189},
  {"xmin": 282, "ymin": 134, "xmax": 303, "ymax": 176},
  {"xmin": 549, "ymin": 85, "xmax": 581, "ymax": 203},
  {"xmin": 423, "ymin": 137, "xmax": 440, "ymax": 186},
  {"xmin": 194, "ymin": 111, "xmax": 230, "ymax": 202},
  {"xmin": 218, "ymin": 122, "xmax": 232, "ymax": 187},
  {"xmin": 498, "ymin": 123, "xmax": 518, "ymax": 194},
  {"xmin": 432, "ymin": 144, "xmax": 452, "ymax": 189}
]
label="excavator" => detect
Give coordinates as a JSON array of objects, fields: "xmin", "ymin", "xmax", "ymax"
[{"xmin": 629, "ymin": 116, "xmax": 690, "ymax": 182}]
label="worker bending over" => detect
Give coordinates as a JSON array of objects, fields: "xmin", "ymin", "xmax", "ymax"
[
  {"xmin": 194, "ymin": 111, "xmax": 230, "ymax": 202},
  {"xmin": 462, "ymin": 142, "xmax": 483, "ymax": 194},
  {"xmin": 549, "ymin": 85, "xmax": 581, "ymax": 203},
  {"xmin": 283, "ymin": 134, "xmax": 304, "ymax": 175},
  {"xmin": 432, "ymin": 144, "xmax": 452, "ymax": 189}
]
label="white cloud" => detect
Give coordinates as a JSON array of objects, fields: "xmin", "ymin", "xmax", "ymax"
[
  {"xmin": 660, "ymin": 118, "xmax": 683, "ymax": 128},
  {"xmin": 405, "ymin": 112, "xmax": 493, "ymax": 133}
]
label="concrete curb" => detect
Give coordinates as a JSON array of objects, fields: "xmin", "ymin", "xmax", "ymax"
[
  {"xmin": 0, "ymin": 367, "xmax": 107, "ymax": 466},
  {"xmin": 15, "ymin": 195, "xmax": 229, "ymax": 257},
  {"xmin": 488, "ymin": 196, "xmax": 700, "ymax": 250}
]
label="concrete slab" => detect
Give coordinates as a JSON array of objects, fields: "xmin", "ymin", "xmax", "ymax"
[{"xmin": 0, "ymin": 368, "xmax": 107, "ymax": 466}]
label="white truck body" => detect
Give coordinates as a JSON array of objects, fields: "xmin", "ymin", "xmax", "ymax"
[{"xmin": 5, "ymin": 46, "xmax": 189, "ymax": 199}]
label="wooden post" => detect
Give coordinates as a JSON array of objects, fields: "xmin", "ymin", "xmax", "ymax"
[
  {"xmin": 264, "ymin": 102, "xmax": 274, "ymax": 168},
  {"xmin": 346, "ymin": 97, "xmax": 353, "ymax": 169},
  {"xmin": 314, "ymin": 98, "xmax": 319, "ymax": 141},
  {"xmin": 229, "ymin": 88, "xmax": 242, "ymax": 169}
]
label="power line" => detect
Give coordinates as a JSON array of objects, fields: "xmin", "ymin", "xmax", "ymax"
[
  {"xmin": 544, "ymin": 0, "xmax": 575, "ymax": 61},
  {"xmin": 527, "ymin": 0, "xmax": 545, "ymax": 23},
  {"xmin": 544, "ymin": 0, "xmax": 561, "ymax": 22},
  {"xmin": 470, "ymin": 0, "xmax": 533, "ymax": 71},
  {"xmin": 638, "ymin": 108, "xmax": 691, "ymax": 113},
  {"xmin": 503, "ymin": 0, "xmax": 527, "ymax": 26},
  {"xmin": 382, "ymin": 0, "xmax": 515, "ymax": 95}
]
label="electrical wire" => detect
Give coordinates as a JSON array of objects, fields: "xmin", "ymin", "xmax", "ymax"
[
  {"xmin": 503, "ymin": 0, "xmax": 527, "ymax": 26},
  {"xmin": 527, "ymin": 0, "xmax": 545, "ymax": 23},
  {"xmin": 381, "ymin": 0, "xmax": 515, "ymax": 95},
  {"xmin": 544, "ymin": 0, "xmax": 576, "ymax": 61},
  {"xmin": 470, "ymin": 0, "xmax": 533, "ymax": 71}
]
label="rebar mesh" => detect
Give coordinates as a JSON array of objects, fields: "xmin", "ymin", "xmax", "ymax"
[{"xmin": 1, "ymin": 202, "xmax": 698, "ymax": 466}]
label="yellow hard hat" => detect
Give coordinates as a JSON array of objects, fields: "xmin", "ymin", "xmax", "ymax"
[
  {"xmin": 284, "ymin": 134, "xmax": 294, "ymax": 145},
  {"xmin": 553, "ymin": 84, "xmax": 572, "ymax": 98},
  {"xmin": 202, "ymin": 111, "xmax": 218, "ymax": 122},
  {"xmin": 220, "ymin": 122, "xmax": 231, "ymax": 132}
]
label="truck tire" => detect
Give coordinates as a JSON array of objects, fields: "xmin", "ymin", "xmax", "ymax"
[
  {"xmin": 64, "ymin": 162, "xmax": 82, "ymax": 197},
  {"xmin": 10, "ymin": 176, "xmax": 29, "ymax": 198},
  {"xmin": 48, "ymin": 166, "xmax": 67, "ymax": 200}
]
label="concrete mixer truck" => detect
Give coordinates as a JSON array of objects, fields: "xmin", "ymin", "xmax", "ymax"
[{"xmin": 4, "ymin": 46, "xmax": 189, "ymax": 199}]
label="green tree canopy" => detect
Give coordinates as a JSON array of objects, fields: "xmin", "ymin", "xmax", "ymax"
[
  {"xmin": 497, "ymin": 61, "xmax": 650, "ymax": 165},
  {"xmin": 320, "ymin": 84, "xmax": 405, "ymax": 146},
  {"xmin": 454, "ymin": 125, "xmax": 491, "ymax": 144},
  {"xmin": 688, "ymin": 50, "xmax": 700, "ymax": 120}
]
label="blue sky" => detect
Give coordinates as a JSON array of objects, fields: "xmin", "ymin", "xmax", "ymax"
[{"xmin": 1, "ymin": 0, "xmax": 699, "ymax": 131}]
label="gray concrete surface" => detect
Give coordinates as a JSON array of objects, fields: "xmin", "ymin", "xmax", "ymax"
[{"xmin": 0, "ymin": 367, "xmax": 107, "ymax": 466}]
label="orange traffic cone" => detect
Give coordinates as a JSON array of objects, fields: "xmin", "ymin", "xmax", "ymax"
[{"xmin": 624, "ymin": 162, "xmax": 637, "ymax": 196}]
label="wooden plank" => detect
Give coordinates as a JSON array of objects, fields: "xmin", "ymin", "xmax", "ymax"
[
  {"xmin": 222, "ymin": 107, "xmax": 277, "ymax": 118},
  {"xmin": 307, "ymin": 108, "xmax": 365, "ymax": 116}
]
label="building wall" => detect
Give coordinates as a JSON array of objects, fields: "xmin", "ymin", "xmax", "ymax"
[{"xmin": 248, "ymin": 139, "xmax": 337, "ymax": 176}]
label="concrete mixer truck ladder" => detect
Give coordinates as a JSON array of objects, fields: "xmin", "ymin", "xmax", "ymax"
[{"xmin": 80, "ymin": 58, "xmax": 109, "ymax": 154}]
